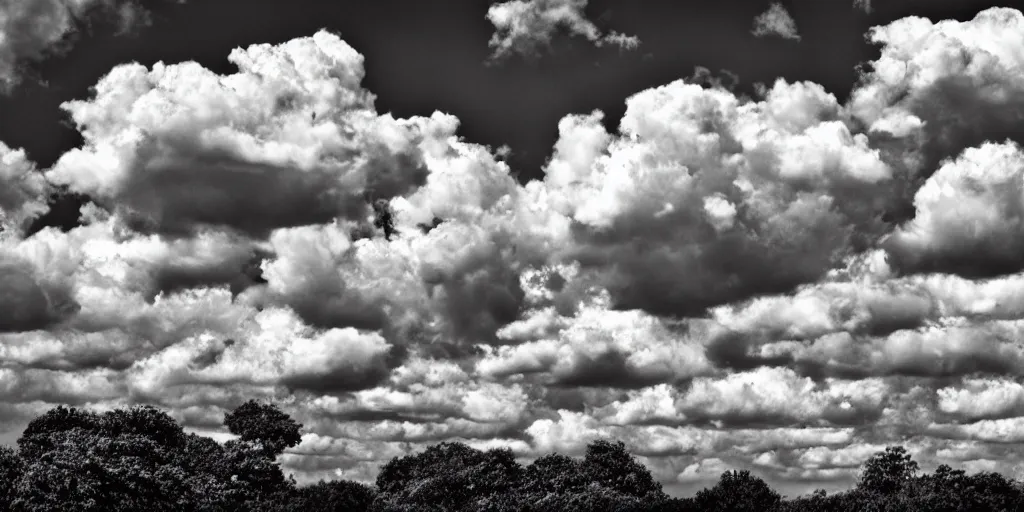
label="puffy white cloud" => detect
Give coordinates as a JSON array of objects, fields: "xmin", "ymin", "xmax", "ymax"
[
  {"xmin": 769, "ymin": 320, "xmax": 1024, "ymax": 379},
  {"xmin": 47, "ymin": 30, "xmax": 443, "ymax": 237},
  {"xmin": 936, "ymin": 378, "xmax": 1024, "ymax": 422},
  {"xmin": 477, "ymin": 291, "xmax": 711, "ymax": 388},
  {"xmin": 544, "ymin": 78, "xmax": 891, "ymax": 316},
  {"xmin": 486, "ymin": 0, "xmax": 639, "ymax": 61},
  {"xmin": 885, "ymin": 141, "xmax": 1024, "ymax": 277},
  {"xmin": 850, "ymin": 7, "xmax": 1024, "ymax": 187},
  {"xmin": 0, "ymin": 142, "xmax": 50, "ymax": 233},
  {"xmin": 590, "ymin": 368, "xmax": 889, "ymax": 427},
  {"xmin": 751, "ymin": 3, "xmax": 801, "ymax": 41},
  {"xmin": 127, "ymin": 306, "xmax": 392, "ymax": 395}
]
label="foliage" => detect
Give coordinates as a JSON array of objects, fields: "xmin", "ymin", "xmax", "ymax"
[
  {"xmin": 373, "ymin": 442, "xmax": 524, "ymax": 510},
  {"xmin": 857, "ymin": 445, "xmax": 919, "ymax": 496},
  {"xmin": 0, "ymin": 446, "xmax": 23, "ymax": 510},
  {"xmin": 10, "ymin": 402, "xmax": 298, "ymax": 511},
  {"xmin": 583, "ymin": 439, "xmax": 665, "ymax": 499},
  {"xmin": 223, "ymin": 399, "xmax": 303, "ymax": 457},
  {"xmin": 5, "ymin": 402, "xmax": 1024, "ymax": 512},
  {"xmin": 693, "ymin": 470, "xmax": 781, "ymax": 512}
]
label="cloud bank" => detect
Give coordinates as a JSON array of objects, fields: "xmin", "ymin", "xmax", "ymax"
[{"xmin": 5, "ymin": 6, "xmax": 1024, "ymax": 496}]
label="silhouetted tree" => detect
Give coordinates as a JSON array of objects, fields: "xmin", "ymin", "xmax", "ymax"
[
  {"xmin": 519, "ymin": 453, "xmax": 590, "ymax": 497},
  {"xmin": 223, "ymin": 400, "xmax": 303, "ymax": 457},
  {"xmin": 373, "ymin": 442, "xmax": 523, "ymax": 511},
  {"xmin": 583, "ymin": 440, "xmax": 665, "ymax": 500},
  {"xmin": 17, "ymin": 405, "xmax": 102, "ymax": 459},
  {"xmin": 11, "ymin": 406, "xmax": 1024, "ymax": 512},
  {"xmin": 857, "ymin": 445, "xmax": 918, "ymax": 496},
  {"xmin": 12, "ymin": 407, "xmax": 187, "ymax": 511},
  {"xmin": 692, "ymin": 470, "xmax": 781, "ymax": 512},
  {"xmin": 11, "ymin": 402, "xmax": 304, "ymax": 511}
]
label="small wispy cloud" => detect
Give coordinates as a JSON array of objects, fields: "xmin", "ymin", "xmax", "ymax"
[
  {"xmin": 752, "ymin": 2, "xmax": 801, "ymax": 41},
  {"xmin": 0, "ymin": 0, "xmax": 171, "ymax": 93},
  {"xmin": 486, "ymin": 0, "xmax": 640, "ymax": 62}
]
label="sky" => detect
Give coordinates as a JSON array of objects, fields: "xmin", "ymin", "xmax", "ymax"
[{"xmin": 1, "ymin": 0, "xmax": 1024, "ymax": 498}]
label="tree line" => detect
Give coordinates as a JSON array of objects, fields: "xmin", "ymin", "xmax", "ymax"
[{"xmin": 1, "ymin": 401, "xmax": 1022, "ymax": 511}]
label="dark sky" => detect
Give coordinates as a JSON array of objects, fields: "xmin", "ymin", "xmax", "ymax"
[{"xmin": 0, "ymin": 0, "xmax": 1010, "ymax": 182}]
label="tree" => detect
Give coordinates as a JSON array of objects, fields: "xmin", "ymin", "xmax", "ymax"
[
  {"xmin": 857, "ymin": 446, "xmax": 919, "ymax": 496},
  {"xmin": 296, "ymin": 480, "xmax": 376, "ymax": 511},
  {"xmin": 0, "ymin": 446, "xmax": 24, "ymax": 511},
  {"xmin": 223, "ymin": 400, "xmax": 303, "ymax": 457},
  {"xmin": 12, "ymin": 402, "xmax": 304, "ymax": 511},
  {"xmin": 12, "ymin": 427, "xmax": 182, "ymax": 512},
  {"xmin": 692, "ymin": 470, "xmax": 781, "ymax": 512},
  {"xmin": 17, "ymin": 406, "xmax": 101, "ymax": 459},
  {"xmin": 101, "ymin": 405, "xmax": 185, "ymax": 449},
  {"xmin": 582, "ymin": 440, "xmax": 665, "ymax": 500},
  {"xmin": 373, "ymin": 442, "xmax": 524, "ymax": 511},
  {"xmin": 520, "ymin": 453, "xmax": 591, "ymax": 497}
]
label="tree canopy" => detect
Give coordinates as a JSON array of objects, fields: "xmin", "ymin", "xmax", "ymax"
[{"xmin": 2, "ymin": 401, "xmax": 1024, "ymax": 511}]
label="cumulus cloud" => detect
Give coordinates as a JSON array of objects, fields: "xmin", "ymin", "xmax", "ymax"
[
  {"xmin": 47, "ymin": 30, "xmax": 439, "ymax": 238},
  {"xmin": 884, "ymin": 141, "xmax": 1024, "ymax": 277},
  {"xmin": 543, "ymin": 79, "xmax": 892, "ymax": 316},
  {"xmin": 751, "ymin": 3, "xmax": 801, "ymax": 41},
  {"xmin": 478, "ymin": 290, "xmax": 711, "ymax": 388},
  {"xmin": 849, "ymin": 7, "xmax": 1024, "ymax": 208},
  {"xmin": 486, "ymin": 0, "xmax": 640, "ymax": 61},
  {"xmin": 11, "ymin": 6, "xmax": 1024, "ymax": 496},
  {"xmin": 0, "ymin": 142, "xmax": 50, "ymax": 234}
]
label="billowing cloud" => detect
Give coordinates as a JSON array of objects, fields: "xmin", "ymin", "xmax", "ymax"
[
  {"xmin": 46, "ymin": 30, "xmax": 440, "ymax": 238},
  {"xmin": 0, "ymin": 142, "xmax": 50, "ymax": 234},
  {"xmin": 486, "ymin": 0, "xmax": 640, "ymax": 61},
  {"xmin": 751, "ymin": 3, "xmax": 801, "ymax": 41},
  {"xmin": 849, "ymin": 6, "xmax": 1024, "ymax": 208},
  {"xmin": 884, "ymin": 141, "xmax": 1024, "ymax": 277},
  {"xmin": 543, "ymin": 79, "xmax": 892, "ymax": 316},
  {"xmin": 9, "ymin": 6, "xmax": 1024, "ymax": 498}
]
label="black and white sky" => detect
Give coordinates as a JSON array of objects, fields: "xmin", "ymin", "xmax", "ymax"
[{"xmin": 1, "ymin": 0, "xmax": 1024, "ymax": 497}]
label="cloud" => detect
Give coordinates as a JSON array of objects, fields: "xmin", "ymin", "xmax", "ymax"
[
  {"xmin": 591, "ymin": 369, "xmax": 889, "ymax": 428},
  {"xmin": 849, "ymin": 7, "xmax": 1024, "ymax": 214},
  {"xmin": 0, "ymin": 142, "xmax": 50, "ymax": 234},
  {"xmin": 543, "ymin": 79, "xmax": 892, "ymax": 316},
  {"xmin": 46, "ymin": 30, "xmax": 440, "ymax": 238},
  {"xmin": 0, "ymin": 0, "xmax": 164, "ymax": 92},
  {"xmin": 486, "ymin": 0, "xmax": 639, "ymax": 61},
  {"xmin": 477, "ymin": 290, "xmax": 711, "ymax": 388},
  {"xmin": 751, "ymin": 3, "xmax": 801, "ymax": 41},
  {"xmin": 853, "ymin": 0, "xmax": 872, "ymax": 14},
  {"xmin": 128, "ymin": 307, "xmax": 393, "ymax": 395},
  {"xmin": 884, "ymin": 141, "xmax": 1024, "ymax": 277}
]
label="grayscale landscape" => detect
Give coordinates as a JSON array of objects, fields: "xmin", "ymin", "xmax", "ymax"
[{"xmin": 1, "ymin": 0, "xmax": 1023, "ymax": 510}]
